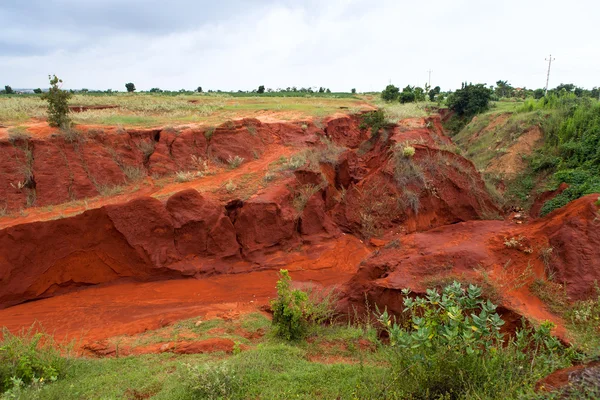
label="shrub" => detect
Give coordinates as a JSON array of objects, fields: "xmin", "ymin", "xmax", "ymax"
[
  {"xmin": 181, "ymin": 363, "xmax": 239, "ymax": 400},
  {"xmin": 41, "ymin": 75, "xmax": 72, "ymax": 129},
  {"xmin": 351, "ymin": 88, "xmax": 356, "ymax": 94},
  {"xmin": 125, "ymin": 82, "xmax": 136, "ymax": 93},
  {"xmin": 257, "ymin": 85, "xmax": 265, "ymax": 94},
  {"xmin": 33, "ymin": 88, "xmax": 42, "ymax": 94},
  {"xmin": 359, "ymin": 109, "xmax": 389, "ymax": 134},
  {"xmin": 402, "ymin": 145, "xmax": 415, "ymax": 158},
  {"xmin": 4, "ymin": 86, "xmax": 14, "ymax": 95},
  {"xmin": 0, "ymin": 325, "xmax": 70, "ymax": 394},
  {"xmin": 381, "ymin": 84, "xmax": 400, "ymax": 102},
  {"xmin": 398, "ymin": 85, "xmax": 416, "ymax": 104},
  {"xmin": 447, "ymin": 83, "xmax": 492, "ymax": 117},
  {"xmin": 378, "ymin": 282, "xmax": 570, "ymax": 398},
  {"xmin": 227, "ymin": 155, "xmax": 244, "ymax": 169},
  {"xmin": 271, "ymin": 270, "xmax": 336, "ymax": 341}
]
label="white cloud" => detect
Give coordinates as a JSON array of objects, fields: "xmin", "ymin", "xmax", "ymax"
[{"xmin": 1, "ymin": 0, "xmax": 598, "ymax": 91}]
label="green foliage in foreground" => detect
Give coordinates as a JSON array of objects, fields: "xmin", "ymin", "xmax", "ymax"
[
  {"xmin": 0, "ymin": 325, "xmax": 70, "ymax": 394},
  {"xmin": 6, "ymin": 281, "xmax": 600, "ymax": 399}
]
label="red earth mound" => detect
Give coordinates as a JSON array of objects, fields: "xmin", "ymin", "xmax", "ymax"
[{"xmin": 341, "ymin": 195, "xmax": 600, "ymax": 338}]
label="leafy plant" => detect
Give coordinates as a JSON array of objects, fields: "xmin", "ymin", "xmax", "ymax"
[
  {"xmin": 271, "ymin": 270, "xmax": 337, "ymax": 341},
  {"xmin": 0, "ymin": 325, "xmax": 70, "ymax": 394},
  {"xmin": 41, "ymin": 75, "xmax": 72, "ymax": 129},
  {"xmin": 377, "ymin": 282, "xmax": 571, "ymax": 399},
  {"xmin": 381, "ymin": 85, "xmax": 400, "ymax": 102},
  {"xmin": 447, "ymin": 83, "xmax": 492, "ymax": 117}
]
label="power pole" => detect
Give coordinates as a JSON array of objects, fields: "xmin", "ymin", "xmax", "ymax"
[
  {"xmin": 427, "ymin": 69, "xmax": 433, "ymax": 87},
  {"xmin": 544, "ymin": 54, "xmax": 555, "ymax": 96}
]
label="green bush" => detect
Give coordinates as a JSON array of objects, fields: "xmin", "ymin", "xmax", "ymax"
[
  {"xmin": 398, "ymin": 85, "xmax": 416, "ymax": 104},
  {"xmin": 381, "ymin": 84, "xmax": 400, "ymax": 102},
  {"xmin": 0, "ymin": 325, "xmax": 70, "ymax": 394},
  {"xmin": 359, "ymin": 109, "xmax": 389, "ymax": 134},
  {"xmin": 125, "ymin": 82, "xmax": 136, "ymax": 93},
  {"xmin": 271, "ymin": 270, "xmax": 336, "ymax": 341},
  {"xmin": 41, "ymin": 75, "xmax": 72, "ymax": 129},
  {"xmin": 377, "ymin": 282, "xmax": 572, "ymax": 399},
  {"xmin": 447, "ymin": 83, "xmax": 492, "ymax": 117}
]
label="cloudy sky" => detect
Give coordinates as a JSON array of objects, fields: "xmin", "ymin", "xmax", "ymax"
[{"xmin": 1, "ymin": 0, "xmax": 598, "ymax": 92}]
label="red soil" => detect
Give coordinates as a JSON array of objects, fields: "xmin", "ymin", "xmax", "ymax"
[{"xmin": 0, "ymin": 113, "xmax": 598, "ymax": 353}]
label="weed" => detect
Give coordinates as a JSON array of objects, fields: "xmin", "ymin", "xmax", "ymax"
[
  {"xmin": 263, "ymin": 171, "xmax": 276, "ymax": 183},
  {"xmin": 137, "ymin": 140, "xmax": 155, "ymax": 159},
  {"xmin": 7, "ymin": 127, "xmax": 30, "ymax": 143},
  {"xmin": 98, "ymin": 184, "xmax": 124, "ymax": 197},
  {"xmin": 204, "ymin": 127, "xmax": 215, "ymax": 140},
  {"xmin": 292, "ymin": 184, "xmax": 320, "ymax": 213},
  {"xmin": 246, "ymin": 124, "xmax": 257, "ymax": 136},
  {"xmin": 301, "ymin": 124, "xmax": 308, "ymax": 131},
  {"xmin": 402, "ymin": 145, "xmax": 416, "ymax": 158},
  {"xmin": 122, "ymin": 165, "xmax": 147, "ymax": 182},
  {"xmin": 175, "ymin": 171, "xmax": 198, "ymax": 183},
  {"xmin": 227, "ymin": 155, "xmax": 244, "ymax": 169},
  {"xmin": 181, "ymin": 363, "xmax": 239, "ymax": 400},
  {"xmin": 538, "ymin": 246, "xmax": 556, "ymax": 280},
  {"xmin": 225, "ymin": 179, "xmax": 236, "ymax": 193}
]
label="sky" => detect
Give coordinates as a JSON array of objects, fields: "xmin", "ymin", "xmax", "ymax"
[{"xmin": 1, "ymin": 0, "xmax": 599, "ymax": 92}]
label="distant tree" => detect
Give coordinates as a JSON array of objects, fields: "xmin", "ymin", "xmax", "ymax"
[
  {"xmin": 257, "ymin": 85, "xmax": 265, "ymax": 94},
  {"xmin": 574, "ymin": 87, "xmax": 584, "ymax": 97},
  {"xmin": 125, "ymin": 82, "xmax": 136, "ymax": 92},
  {"xmin": 326, "ymin": 88, "xmax": 331, "ymax": 94},
  {"xmin": 446, "ymin": 82, "xmax": 492, "ymax": 117},
  {"xmin": 197, "ymin": 86, "xmax": 203, "ymax": 93},
  {"xmin": 4, "ymin": 85, "xmax": 14, "ymax": 94},
  {"xmin": 351, "ymin": 88, "xmax": 356, "ymax": 94},
  {"xmin": 149, "ymin": 88, "xmax": 161, "ymax": 93},
  {"xmin": 33, "ymin": 88, "xmax": 42, "ymax": 94},
  {"xmin": 555, "ymin": 83, "xmax": 575, "ymax": 93},
  {"xmin": 533, "ymin": 88, "xmax": 545, "ymax": 99},
  {"xmin": 428, "ymin": 86, "xmax": 441, "ymax": 101},
  {"xmin": 41, "ymin": 75, "xmax": 72, "ymax": 129},
  {"xmin": 591, "ymin": 87, "xmax": 600, "ymax": 99},
  {"xmin": 381, "ymin": 84, "xmax": 400, "ymax": 102},
  {"xmin": 398, "ymin": 85, "xmax": 416, "ymax": 104},
  {"xmin": 318, "ymin": 87, "xmax": 325, "ymax": 93},
  {"xmin": 414, "ymin": 86, "xmax": 426, "ymax": 102},
  {"xmin": 495, "ymin": 80, "xmax": 513, "ymax": 98}
]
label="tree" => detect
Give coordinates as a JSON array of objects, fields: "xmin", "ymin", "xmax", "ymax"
[
  {"xmin": 125, "ymin": 82, "xmax": 136, "ymax": 92},
  {"xmin": 4, "ymin": 86, "xmax": 14, "ymax": 94},
  {"xmin": 351, "ymin": 88, "xmax": 356, "ymax": 94},
  {"xmin": 257, "ymin": 85, "xmax": 265, "ymax": 94},
  {"xmin": 414, "ymin": 86, "xmax": 426, "ymax": 102},
  {"xmin": 428, "ymin": 86, "xmax": 441, "ymax": 101},
  {"xmin": 398, "ymin": 85, "xmax": 416, "ymax": 104},
  {"xmin": 33, "ymin": 88, "xmax": 42, "ymax": 94},
  {"xmin": 149, "ymin": 88, "xmax": 162, "ymax": 93},
  {"xmin": 326, "ymin": 88, "xmax": 331, "ymax": 94},
  {"xmin": 41, "ymin": 75, "xmax": 72, "ymax": 129},
  {"xmin": 381, "ymin": 84, "xmax": 400, "ymax": 102},
  {"xmin": 446, "ymin": 83, "xmax": 492, "ymax": 117},
  {"xmin": 197, "ymin": 86, "xmax": 203, "ymax": 93},
  {"xmin": 495, "ymin": 80, "xmax": 513, "ymax": 98},
  {"xmin": 533, "ymin": 88, "xmax": 545, "ymax": 99}
]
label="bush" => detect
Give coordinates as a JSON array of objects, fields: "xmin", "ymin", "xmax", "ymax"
[
  {"xmin": 402, "ymin": 145, "xmax": 415, "ymax": 158},
  {"xmin": 41, "ymin": 75, "xmax": 72, "ymax": 129},
  {"xmin": 447, "ymin": 83, "xmax": 492, "ymax": 117},
  {"xmin": 378, "ymin": 282, "xmax": 571, "ymax": 399},
  {"xmin": 398, "ymin": 85, "xmax": 416, "ymax": 104},
  {"xmin": 181, "ymin": 363, "xmax": 239, "ymax": 400},
  {"xmin": 33, "ymin": 88, "xmax": 42, "ymax": 94},
  {"xmin": 381, "ymin": 84, "xmax": 400, "ymax": 102},
  {"xmin": 359, "ymin": 109, "xmax": 389, "ymax": 134},
  {"xmin": 271, "ymin": 270, "xmax": 336, "ymax": 341},
  {"xmin": 4, "ymin": 86, "xmax": 14, "ymax": 95},
  {"xmin": 0, "ymin": 325, "xmax": 70, "ymax": 394},
  {"xmin": 125, "ymin": 82, "xmax": 136, "ymax": 93},
  {"xmin": 257, "ymin": 85, "xmax": 265, "ymax": 94}
]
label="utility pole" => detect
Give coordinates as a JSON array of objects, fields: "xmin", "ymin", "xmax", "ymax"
[
  {"xmin": 427, "ymin": 69, "xmax": 433, "ymax": 87},
  {"xmin": 544, "ymin": 54, "xmax": 555, "ymax": 96}
]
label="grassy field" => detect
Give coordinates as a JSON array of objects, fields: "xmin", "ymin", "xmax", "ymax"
[{"xmin": 0, "ymin": 93, "xmax": 370, "ymax": 127}]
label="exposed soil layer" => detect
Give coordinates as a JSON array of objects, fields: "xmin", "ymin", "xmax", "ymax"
[{"xmin": 0, "ymin": 113, "xmax": 598, "ymax": 350}]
